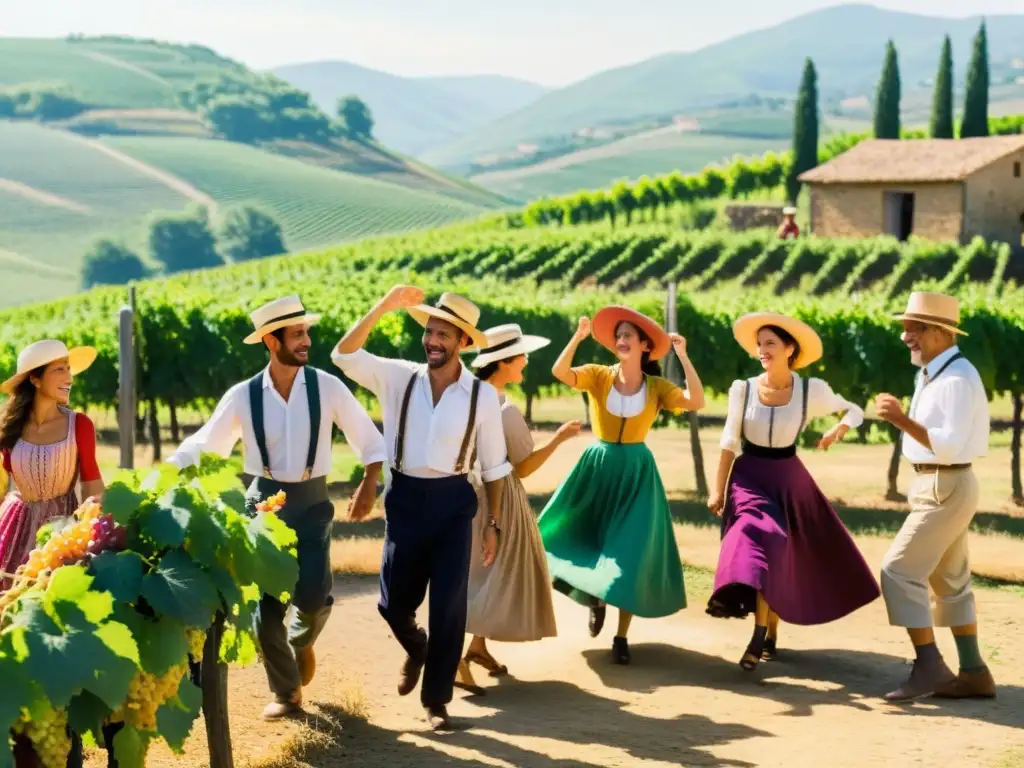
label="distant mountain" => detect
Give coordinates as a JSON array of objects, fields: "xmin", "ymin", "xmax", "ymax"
[
  {"xmin": 271, "ymin": 61, "xmax": 548, "ymax": 155},
  {"xmin": 420, "ymin": 3, "xmax": 1024, "ymax": 171}
]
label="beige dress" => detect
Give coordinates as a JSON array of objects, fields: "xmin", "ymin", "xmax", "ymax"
[{"xmin": 467, "ymin": 400, "xmax": 557, "ymax": 641}]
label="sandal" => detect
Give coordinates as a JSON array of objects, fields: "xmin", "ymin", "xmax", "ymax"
[
  {"xmin": 454, "ymin": 659, "xmax": 486, "ymax": 696},
  {"xmin": 739, "ymin": 648, "xmax": 762, "ymax": 672},
  {"xmin": 465, "ymin": 650, "xmax": 509, "ymax": 677},
  {"xmin": 762, "ymin": 637, "xmax": 778, "ymax": 661}
]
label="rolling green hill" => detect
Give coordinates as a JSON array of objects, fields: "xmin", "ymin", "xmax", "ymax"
[
  {"xmin": 271, "ymin": 60, "xmax": 548, "ymax": 155},
  {"xmin": 0, "ymin": 122, "xmax": 496, "ymax": 308},
  {"xmin": 421, "ymin": 4, "xmax": 1024, "ymax": 172}
]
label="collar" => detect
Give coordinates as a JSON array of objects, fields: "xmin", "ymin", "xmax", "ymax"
[
  {"xmin": 261, "ymin": 365, "xmax": 307, "ymax": 389},
  {"xmin": 922, "ymin": 346, "xmax": 960, "ymax": 379},
  {"xmin": 419, "ymin": 361, "xmax": 474, "ymax": 392}
]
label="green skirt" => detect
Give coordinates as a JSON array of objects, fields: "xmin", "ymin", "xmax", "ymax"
[{"xmin": 538, "ymin": 440, "xmax": 686, "ymax": 618}]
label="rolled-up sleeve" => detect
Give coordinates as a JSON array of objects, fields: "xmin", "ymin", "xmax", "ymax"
[
  {"xmin": 331, "ymin": 348, "xmax": 416, "ymax": 400},
  {"xmin": 476, "ymin": 391, "xmax": 513, "ymax": 482},
  {"xmin": 323, "ymin": 374, "xmax": 388, "ymax": 467},
  {"xmin": 166, "ymin": 386, "xmax": 242, "ymax": 469},
  {"xmin": 719, "ymin": 380, "xmax": 746, "ymax": 453},
  {"xmin": 927, "ymin": 378, "xmax": 974, "ymax": 464},
  {"xmin": 809, "ymin": 378, "xmax": 864, "ymax": 429}
]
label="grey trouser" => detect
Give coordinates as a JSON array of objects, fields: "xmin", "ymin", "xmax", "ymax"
[
  {"xmin": 881, "ymin": 467, "xmax": 979, "ymax": 628},
  {"xmin": 247, "ymin": 476, "xmax": 334, "ymax": 701}
]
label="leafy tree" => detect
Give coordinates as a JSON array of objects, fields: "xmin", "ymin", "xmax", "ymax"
[
  {"xmin": 930, "ymin": 36, "xmax": 954, "ymax": 139},
  {"xmin": 873, "ymin": 40, "xmax": 901, "ymax": 139},
  {"xmin": 960, "ymin": 21, "xmax": 990, "ymax": 138},
  {"xmin": 728, "ymin": 158, "xmax": 757, "ymax": 199},
  {"xmin": 787, "ymin": 58, "xmax": 819, "ymax": 203},
  {"xmin": 634, "ymin": 176, "xmax": 660, "ymax": 220},
  {"xmin": 611, "ymin": 180, "xmax": 638, "ymax": 226},
  {"xmin": 218, "ymin": 206, "xmax": 287, "ymax": 262},
  {"xmin": 204, "ymin": 96, "xmax": 268, "ymax": 143},
  {"xmin": 81, "ymin": 240, "xmax": 148, "ymax": 288},
  {"xmin": 149, "ymin": 205, "xmax": 223, "ymax": 274},
  {"xmin": 337, "ymin": 95, "xmax": 374, "ymax": 140}
]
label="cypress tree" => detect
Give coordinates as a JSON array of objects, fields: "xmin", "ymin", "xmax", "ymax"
[
  {"xmin": 930, "ymin": 35, "xmax": 954, "ymax": 139},
  {"xmin": 874, "ymin": 40, "xmax": 901, "ymax": 139},
  {"xmin": 960, "ymin": 20, "xmax": 990, "ymax": 138},
  {"xmin": 787, "ymin": 58, "xmax": 819, "ymax": 205}
]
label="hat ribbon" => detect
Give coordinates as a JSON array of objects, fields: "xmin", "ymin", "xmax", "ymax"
[
  {"xmin": 436, "ymin": 304, "xmax": 471, "ymax": 325},
  {"xmin": 259, "ymin": 308, "xmax": 306, "ymax": 328},
  {"xmin": 480, "ymin": 337, "xmax": 522, "ymax": 355}
]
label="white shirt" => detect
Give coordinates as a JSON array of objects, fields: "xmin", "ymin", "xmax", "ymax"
[
  {"xmin": 902, "ymin": 346, "xmax": 989, "ymax": 465},
  {"xmin": 331, "ymin": 349, "xmax": 512, "ymax": 483},
  {"xmin": 606, "ymin": 383, "xmax": 647, "ymax": 418},
  {"xmin": 720, "ymin": 375, "xmax": 864, "ymax": 453},
  {"xmin": 166, "ymin": 366, "xmax": 387, "ymax": 482}
]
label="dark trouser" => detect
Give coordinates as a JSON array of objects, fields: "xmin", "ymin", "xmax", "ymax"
[
  {"xmin": 248, "ymin": 476, "xmax": 334, "ymax": 702},
  {"xmin": 379, "ymin": 470, "xmax": 477, "ymax": 708}
]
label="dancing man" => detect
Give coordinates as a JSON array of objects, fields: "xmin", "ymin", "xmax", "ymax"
[
  {"xmin": 332, "ymin": 285, "xmax": 510, "ymax": 730},
  {"xmin": 875, "ymin": 291, "xmax": 994, "ymax": 702},
  {"xmin": 164, "ymin": 296, "xmax": 387, "ymax": 719}
]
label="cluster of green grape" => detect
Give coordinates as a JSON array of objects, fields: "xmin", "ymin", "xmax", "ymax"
[
  {"xmin": 111, "ymin": 661, "xmax": 190, "ymax": 733},
  {"xmin": 186, "ymin": 626, "xmax": 207, "ymax": 660},
  {"xmin": 12, "ymin": 704, "xmax": 71, "ymax": 768}
]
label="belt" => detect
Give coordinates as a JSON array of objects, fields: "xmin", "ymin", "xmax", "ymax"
[{"xmin": 912, "ymin": 463, "xmax": 972, "ymax": 474}]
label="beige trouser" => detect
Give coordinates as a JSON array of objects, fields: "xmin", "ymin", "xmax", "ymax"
[{"xmin": 881, "ymin": 467, "xmax": 979, "ymax": 628}]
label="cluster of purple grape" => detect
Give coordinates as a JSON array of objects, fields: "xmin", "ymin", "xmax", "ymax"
[{"xmin": 87, "ymin": 513, "xmax": 127, "ymax": 557}]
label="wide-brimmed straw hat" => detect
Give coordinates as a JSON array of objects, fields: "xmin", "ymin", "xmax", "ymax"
[
  {"xmin": 893, "ymin": 291, "xmax": 967, "ymax": 336},
  {"xmin": 468, "ymin": 324, "xmax": 550, "ymax": 368},
  {"xmin": 1, "ymin": 339, "xmax": 97, "ymax": 395},
  {"xmin": 243, "ymin": 295, "xmax": 321, "ymax": 344},
  {"xmin": 782, "ymin": 206, "xmax": 797, "ymax": 216},
  {"xmin": 408, "ymin": 293, "xmax": 488, "ymax": 350},
  {"xmin": 733, "ymin": 312, "xmax": 823, "ymax": 370},
  {"xmin": 593, "ymin": 306, "xmax": 672, "ymax": 361}
]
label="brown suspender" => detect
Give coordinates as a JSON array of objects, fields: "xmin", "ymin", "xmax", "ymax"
[{"xmin": 393, "ymin": 372, "xmax": 480, "ymax": 475}]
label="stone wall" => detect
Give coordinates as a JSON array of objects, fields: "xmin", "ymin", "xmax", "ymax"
[{"xmin": 724, "ymin": 204, "xmax": 785, "ymax": 232}]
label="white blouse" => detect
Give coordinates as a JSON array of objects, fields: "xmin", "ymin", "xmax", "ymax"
[
  {"xmin": 720, "ymin": 375, "xmax": 864, "ymax": 453},
  {"xmin": 606, "ymin": 382, "xmax": 647, "ymax": 418}
]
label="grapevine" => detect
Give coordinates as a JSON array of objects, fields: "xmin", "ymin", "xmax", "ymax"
[
  {"xmin": 12, "ymin": 705, "xmax": 71, "ymax": 768},
  {"xmin": 111, "ymin": 661, "xmax": 190, "ymax": 733}
]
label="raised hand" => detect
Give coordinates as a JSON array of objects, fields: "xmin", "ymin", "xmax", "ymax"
[
  {"xmin": 575, "ymin": 316, "xmax": 592, "ymax": 340},
  {"xmin": 382, "ymin": 285, "xmax": 425, "ymax": 313},
  {"xmin": 556, "ymin": 419, "xmax": 582, "ymax": 441},
  {"xmin": 668, "ymin": 333, "xmax": 687, "ymax": 356}
]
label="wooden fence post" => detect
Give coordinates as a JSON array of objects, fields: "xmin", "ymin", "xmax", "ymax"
[{"xmin": 665, "ymin": 284, "xmax": 708, "ymax": 496}]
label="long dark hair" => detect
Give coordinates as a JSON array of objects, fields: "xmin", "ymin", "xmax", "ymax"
[
  {"xmin": 760, "ymin": 324, "xmax": 801, "ymax": 369},
  {"xmin": 618, "ymin": 322, "xmax": 661, "ymax": 377},
  {"xmin": 0, "ymin": 370, "xmax": 42, "ymax": 452}
]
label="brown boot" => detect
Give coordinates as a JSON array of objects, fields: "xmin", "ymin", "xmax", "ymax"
[
  {"xmin": 296, "ymin": 645, "xmax": 316, "ymax": 687},
  {"xmin": 933, "ymin": 667, "xmax": 996, "ymax": 699},
  {"xmin": 262, "ymin": 690, "xmax": 302, "ymax": 720},
  {"xmin": 884, "ymin": 658, "xmax": 955, "ymax": 703},
  {"xmin": 398, "ymin": 653, "xmax": 426, "ymax": 697}
]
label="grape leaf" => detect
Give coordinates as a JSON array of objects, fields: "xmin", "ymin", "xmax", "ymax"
[
  {"xmin": 199, "ymin": 464, "xmax": 243, "ymax": 496},
  {"xmin": 85, "ymin": 650, "xmax": 137, "ymax": 710},
  {"xmin": 94, "ymin": 620, "xmax": 140, "ymax": 664},
  {"xmin": 219, "ymin": 625, "xmax": 257, "ymax": 666},
  {"xmin": 67, "ymin": 691, "xmax": 113, "ymax": 743},
  {"xmin": 185, "ymin": 505, "xmax": 229, "ymax": 569},
  {"xmin": 156, "ymin": 679, "xmax": 202, "ymax": 752},
  {"xmin": 133, "ymin": 616, "xmax": 188, "ymax": 677},
  {"xmin": 112, "ymin": 725, "xmax": 148, "ymax": 768},
  {"xmin": 46, "ymin": 564, "xmax": 113, "ymax": 624},
  {"xmin": 0, "ymin": 654, "xmax": 33, "ymax": 735},
  {"xmin": 140, "ymin": 489, "xmax": 194, "ymax": 548},
  {"xmin": 103, "ymin": 482, "xmax": 147, "ymax": 526},
  {"xmin": 141, "ymin": 551, "xmax": 219, "ymax": 631},
  {"xmin": 89, "ymin": 551, "xmax": 146, "ymax": 603},
  {"xmin": 246, "ymin": 513, "xmax": 298, "ymax": 599},
  {"xmin": 217, "ymin": 489, "xmax": 248, "ymax": 516},
  {"xmin": 206, "ymin": 562, "xmax": 242, "ymax": 612}
]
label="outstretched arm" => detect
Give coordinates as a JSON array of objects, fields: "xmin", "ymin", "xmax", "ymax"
[
  {"xmin": 552, "ymin": 317, "xmax": 591, "ymax": 387},
  {"xmin": 665, "ymin": 334, "xmax": 706, "ymax": 411},
  {"xmin": 515, "ymin": 420, "xmax": 582, "ymax": 478},
  {"xmin": 335, "ymin": 285, "xmax": 424, "ymax": 356}
]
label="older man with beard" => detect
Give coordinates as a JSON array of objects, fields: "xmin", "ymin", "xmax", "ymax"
[
  {"xmin": 164, "ymin": 296, "xmax": 387, "ymax": 719},
  {"xmin": 333, "ymin": 285, "xmax": 510, "ymax": 731},
  {"xmin": 875, "ymin": 291, "xmax": 994, "ymax": 703}
]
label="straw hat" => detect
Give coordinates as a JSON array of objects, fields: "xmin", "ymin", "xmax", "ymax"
[
  {"xmin": 1, "ymin": 339, "xmax": 97, "ymax": 395},
  {"xmin": 592, "ymin": 306, "xmax": 672, "ymax": 361},
  {"xmin": 243, "ymin": 296, "xmax": 321, "ymax": 344},
  {"xmin": 893, "ymin": 291, "xmax": 967, "ymax": 336},
  {"xmin": 469, "ymin": 324, "xmax": 550, "ymax": 368},
  {"xmin": 782, "ymin": 206, "xmax": 797, "ymax": 216},
  {"xmin": 408, "ymin": 293, "xmax": 488, "ymax": 350},
  {"xmin": 733, "ymin": 312, "xmax": 823, "ymax": 370}
]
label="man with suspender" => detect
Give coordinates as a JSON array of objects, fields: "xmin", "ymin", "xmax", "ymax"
[
  {"xmin": 163, "ymin": 296, "xmax": 387, "ymax": 719},
  {"xmin": 875, "ymin": 292, "xmax": 995, "ymax": 702},
  {"xmin": 332, "ymin": 285, "xmax": 511, "ymax": 731}
]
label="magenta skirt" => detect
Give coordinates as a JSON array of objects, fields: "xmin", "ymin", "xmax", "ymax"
[
  {"xmin": 0, "ymin": 491, "xmax": 76, "ymax": 590},
  {"xmin": 707, "ymin": 453, "xmax": 880, "ymax": 625}
]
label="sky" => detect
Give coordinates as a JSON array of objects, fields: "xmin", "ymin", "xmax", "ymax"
[{"xmin": 5, "ymin": 0, "xmax": 1022, "ymax": 86}]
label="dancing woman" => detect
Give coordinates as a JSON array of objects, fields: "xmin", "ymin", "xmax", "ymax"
[
  {"xmin": 538, "ymin": 306, "xmax": 706, "ymax": 664},
  {"xmin": 0, "ymin": 340, "xmax": 103, "ymax": 589},
  {"xmin": 706, "ymin": 313, "xmax": 880, "ymax": 670},
  {"xmin": 457, "ymin": 324, "xmax": 581, "ymax": 691}
]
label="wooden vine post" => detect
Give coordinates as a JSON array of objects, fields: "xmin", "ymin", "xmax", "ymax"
[
  {"xmin": 202, "ymin": 612, "xmax": 234, "ymax": 768},
  {"xmin": 665, "ymin": 283, "xmax": 708, "ymax": 497}
]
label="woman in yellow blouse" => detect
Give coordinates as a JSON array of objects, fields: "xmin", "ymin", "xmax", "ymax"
[{"xmin": 538, "ymin": 306, "xmax": 706, "ymax": 664}]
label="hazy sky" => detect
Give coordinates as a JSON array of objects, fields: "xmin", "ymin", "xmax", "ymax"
[{"xmin": 6, "ymin": 0, "xmax": 1021, "ymax": 86}]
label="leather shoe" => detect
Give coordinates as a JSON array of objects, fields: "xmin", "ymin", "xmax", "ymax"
[
  {"xmin": 398, "ymin": 654, "xmax": 425, "ymax": 697},
  {"xmin": 884, "ymin": 658, "xmax": 955, "ymax": 703},
  {"xmin": 262, "ymin": 691, "xmax": 302, "ymax": 720},
  {"xmin": 589, "ymin": 604, "xmax": 606, "ymax": 638},
  {"xmin": 934, "ymin": 667, "xmax": 996, "ymax": 699},
  {"xmin": 612, "ymin": 636, "xmax": 631, "ymax": 665},
  {"xmin": 425, "ymin": 705, "xmax": 452, "ymax": 731},
  {"xmin": 296, "ymin": 645, "xmax": 316, "ymax": 687}
]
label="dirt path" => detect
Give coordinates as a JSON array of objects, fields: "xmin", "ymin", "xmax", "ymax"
[{"xmin": 0, "ymin": 178, "xmax": 93, "ymax": 214}]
